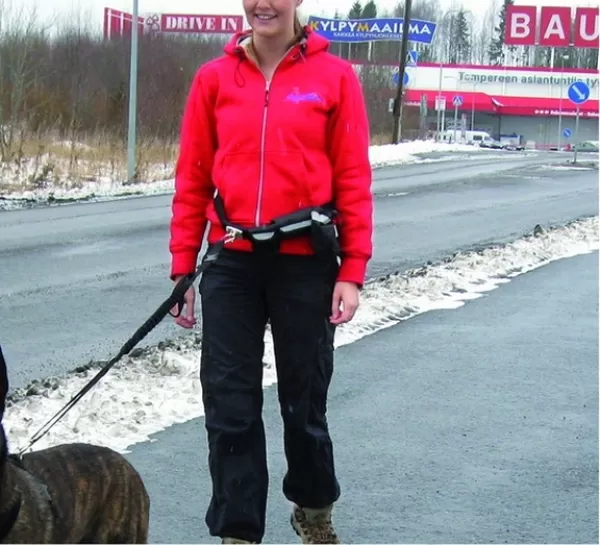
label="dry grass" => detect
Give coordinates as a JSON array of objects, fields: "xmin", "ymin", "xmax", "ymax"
[
  {"xmin": 0, "ymin": 133, "xmax": 179, "ymax": 190},
  {"xmin": 0, "ymin": 131, "xmax": 393, "ymax": 193},
  {"xmin": 370, "ymin": 133, "xmax": 394, "ymax": 146}
]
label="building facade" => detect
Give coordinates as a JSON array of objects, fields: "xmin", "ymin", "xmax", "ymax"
[{"xmin": 355, "ymin": 61, "xmax": 599, "ymax": 148}]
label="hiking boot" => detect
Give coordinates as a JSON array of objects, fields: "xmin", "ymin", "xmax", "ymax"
[
  {"xmin": 221, "ymin": 538, "xmax": 256, "ymax": 544},
  {"xmin": 290, "ymin": 504, "xmax": 341, "ymax": 544}
]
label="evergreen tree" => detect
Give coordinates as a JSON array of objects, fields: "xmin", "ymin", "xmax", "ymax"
[
  {"xmin": 488, "ymin": 0, "xmax": 514, "ymax": 66},
  {"xmin": 347, "ymin": 1, "xmax": 363, "ymax": 61},
  {"xmin": 450, "ymin": 8, "xmax": 470, "ymax": 63},
  {"xmin": 348, "ymin": 1, "xmax": 363, "ymax": 19},
  {"xmin": 332, "ymin": 10, "xmax": 344, "ymax": 59},
  {"xmin": 360, "ymin": 1, "xmax": 378, "ymax": 61},
  {"xmin": 361, "ymin": 0, "xmax": 377, "ymax": 18}
]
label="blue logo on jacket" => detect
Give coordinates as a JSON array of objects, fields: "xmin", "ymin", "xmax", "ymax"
[{"xmin": 285, "ymin": 88, "xmax": 324, "ymax": 104}]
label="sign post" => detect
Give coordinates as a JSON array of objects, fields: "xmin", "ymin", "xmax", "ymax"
[
  {"xmin": 435, "ymin": 96, "xmax": 446, "ymax": 138},
  {"xmin": 452, "ymin": 95, "xmax": 463, "ymax": 143},
  {"xmin": 419, "ymin": 93, "xmax": 428, "ymax": 138},
  {"xmin": 567, "ymin": 81, "xmax": 590, "ymax": 164},
  {"xmin": 391, "ymin": 0, "xmax": 413, "ymax": 144},
  {"xmin": 126, "ymin": 0, "xmax": 139, "ymax": 183}
]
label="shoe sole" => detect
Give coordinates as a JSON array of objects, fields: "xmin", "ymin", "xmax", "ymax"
[
  {"xmin": 292, "ymin": 514, "xmax": 313, "ymax": 543},
  {"xmin": 290, "ymin": 514, "xmax": 302, "ymax": 538}
]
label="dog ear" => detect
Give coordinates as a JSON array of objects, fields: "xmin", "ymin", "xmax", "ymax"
[{"xmin": 0, "ymin": 344, "xmax": 8, "ymax": 421}]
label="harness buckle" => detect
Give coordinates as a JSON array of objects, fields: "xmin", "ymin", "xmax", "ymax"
[{"xmin": 224, "ymin": 225, "xmax": 243, "ymax": 244}]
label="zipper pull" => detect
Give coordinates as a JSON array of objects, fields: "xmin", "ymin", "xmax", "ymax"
[{"xmin": 265, "ymin": 81, "xmax": 270, "ymax": 106}]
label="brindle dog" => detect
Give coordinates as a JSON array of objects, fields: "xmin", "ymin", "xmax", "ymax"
[{"xmin": 0, "ymin": 345, "xmax": 150, "ymax": 543}]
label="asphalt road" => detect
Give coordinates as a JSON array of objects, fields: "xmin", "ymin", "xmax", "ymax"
[
  {"xmin": 127, "ymin": 250, "xmax": 599, "ymax": 544},
  {"xmin": 0, "ymin": 151, "xmax": 597, "ymax": 388}
]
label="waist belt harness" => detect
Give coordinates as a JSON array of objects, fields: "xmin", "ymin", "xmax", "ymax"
[{"xmin": 212, "ymin": 193, "xmax": 340, "ymax": 257}]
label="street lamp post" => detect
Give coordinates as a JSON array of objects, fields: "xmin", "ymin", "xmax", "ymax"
[
  {"xmin": 556, "ymin": 53, "xmax": 569, "ymax": 151},
  {"xmin": 391, "ymin": 0, "xmax": 413, "ymax": 144},
  {"xmin": 471, "ymin": 81, "xmax": 478, "ymax": 131},
  {"xmin": 126, "ymin": 0, "xmax": 139, "ymax": 183}
]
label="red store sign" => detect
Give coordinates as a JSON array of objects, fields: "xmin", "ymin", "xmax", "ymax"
[
  {"xmin": 505, "ymin": 5, "xmax": 599, "ymax": 48},
  {"xmin": 151, "ymin": 14, "xmax": 244, "ymax": 34}
]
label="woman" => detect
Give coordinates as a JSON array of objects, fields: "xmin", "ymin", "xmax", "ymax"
[{"xmin": 169, "ymin": 0, "xmax": 373, "ymax": 542}]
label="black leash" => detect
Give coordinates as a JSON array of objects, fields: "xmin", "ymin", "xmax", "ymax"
[
  {"xmin": 16, "ymin": 199, "xmax": 337, "ymax": 456},
  {"xmin": 17, "ymin": 242, "xmax": 224, "ymax": 457}
]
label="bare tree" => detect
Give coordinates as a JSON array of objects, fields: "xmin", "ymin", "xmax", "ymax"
[
  {"xmin": 0, "ymin": 1, "xmax": 45, "ymax": 161},
  {"xmin": 472, "ymin": 1, "xmax": 497, "ymax": 64}
]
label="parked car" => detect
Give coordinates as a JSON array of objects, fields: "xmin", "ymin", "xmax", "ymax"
[
  {"xmin": 479, "ymin": 139, "xmax": 505, "ymax": 150},
  {"xmin": 502, "ymin": 142, "xmax": 526, "ymax": 151},
  {"xmin": 572, "ymin": 141, "xmax": 599, "ymax": 153}
]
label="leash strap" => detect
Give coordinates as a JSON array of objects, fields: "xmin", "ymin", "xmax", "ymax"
[
  {"xmin": 17, "ymin": 241, "xmax": 225, "ymax": 457},
  {"xmin": 16, "ymin": 197, "xmax": 337, "ymax": 456}
]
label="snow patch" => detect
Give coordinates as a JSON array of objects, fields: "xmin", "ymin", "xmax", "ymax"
[
  {"xmin": 3, "ymin": 216, "xmax": 598, "ymax": 455},
  {"xmin": 541, "ymin": 164, "xmax": 597, "ymax": 171},
  {"xmin": 368, "ymin": 140, "xmax": 482, "ymax": 168},
  {"xmin": 0, "ymin": 141, "xmax": 482, "ymax": 210}
]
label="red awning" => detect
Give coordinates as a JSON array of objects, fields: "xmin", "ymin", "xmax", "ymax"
[
  {"xmin": 404, "ymin": 89, "xmax": 499, "ymax": 113},
  {"xmin": 403, "ymin": 89, "xmax": 599, "ymax": 118},
  {"xmin": 491, "ymin": 95, "xmax": 599, "ymax": 118}
]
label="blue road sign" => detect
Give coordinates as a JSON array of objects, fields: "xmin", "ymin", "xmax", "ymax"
[
  {"xmin": 307, "ymin": 16, "xmax": 438, "ymax": 45},
  {"xmin": 393, "ymin": 70, "xmax": 410, "ymax": 86},
  {"xmin": 453, "ymin": 95, "xmax": 463, "ymax": 107},
  {"xmin": 407, "ymin": 50, "xmax": 418, "ymax": 66},
  {"xmin": 563, "ymin": 128, "xmax": 572, "ymax": 138},
  {"xmin": 567, "ymin": 81, "xmax": 590, "ymax": 105}
]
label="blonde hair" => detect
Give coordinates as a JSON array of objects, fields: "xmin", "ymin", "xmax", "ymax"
[{"xmin": 294, "ymin": 13, "xmax": 303, "ymax": 36}]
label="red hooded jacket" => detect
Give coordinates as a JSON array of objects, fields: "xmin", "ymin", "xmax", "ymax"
[{"xmin": 169, "ymin": 26, "xmax": 373, "ymax": 286}]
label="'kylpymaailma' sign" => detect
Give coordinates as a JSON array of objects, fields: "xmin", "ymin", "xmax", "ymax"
[{"xmin": 307, "ymin": 16, "xmax": 437, "ymax": 45}]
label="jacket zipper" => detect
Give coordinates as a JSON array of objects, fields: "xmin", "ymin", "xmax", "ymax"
[
  {"xmin": 253, "ymin": 47, "xmax": 297, "ymax": 226},
  {"xmin": 255, "ymin": 81, "xmax": 270, "ymax": 226}
]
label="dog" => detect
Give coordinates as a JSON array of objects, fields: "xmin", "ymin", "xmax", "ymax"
[{"xmin": 0, "ymin": 344, "xmax": 150, "ymax": 543}]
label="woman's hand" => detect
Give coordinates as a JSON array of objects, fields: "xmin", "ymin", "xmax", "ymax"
[
  {"xmin": 330, "ymin": 281, "xmax": 360, "ymax": 325},
  {"xmin": 171, "ymin": 276, "xmax": 197, "ymax": 329}
]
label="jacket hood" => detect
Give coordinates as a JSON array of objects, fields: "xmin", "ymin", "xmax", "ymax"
[{"xmin": 223, "ymin": 25, "xmax": 330, "ymax": 58}]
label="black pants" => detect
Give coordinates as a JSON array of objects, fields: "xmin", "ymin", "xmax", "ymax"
[{"xmin": 199, "ymin": 247, "xmax": 341, "ymax": 543}]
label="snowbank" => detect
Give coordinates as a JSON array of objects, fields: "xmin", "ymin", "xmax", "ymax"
[{"xmin": 4, "ymin": 215, "xmax": 597, "ymax": 455}]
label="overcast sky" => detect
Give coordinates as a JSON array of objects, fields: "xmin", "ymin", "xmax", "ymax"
[{"xmin": 6, "ymin": 0, "xmax": 599, "ymax": 32}]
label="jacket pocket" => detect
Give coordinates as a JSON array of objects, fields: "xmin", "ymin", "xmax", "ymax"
[
  {"xmin": 259, "ymin": 150, "xmax": 310, "ymax": 222},
  {"xmin": 213, "ymin": 152, "xmax": 261, "ymax": 225}
]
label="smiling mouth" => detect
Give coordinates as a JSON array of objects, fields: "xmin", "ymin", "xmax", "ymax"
[{"xmin": 255, "ymin": 14, "xmax": 276, "ymax": 21}]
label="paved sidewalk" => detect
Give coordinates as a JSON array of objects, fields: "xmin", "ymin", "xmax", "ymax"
[{"xmin": 127, "ymin": 251, "xmax": 598, "ymax": 544}]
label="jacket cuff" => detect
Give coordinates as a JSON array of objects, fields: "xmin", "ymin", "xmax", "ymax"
[
  {"xmin": 336, "ymin": 256, "xmax": 368, "ymax": 288},
  {"xmin": 170, "ymin": 251, "xmax": 199, "ymax": 280}
]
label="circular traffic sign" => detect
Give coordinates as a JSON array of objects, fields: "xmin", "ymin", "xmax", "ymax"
[
  {"xmin": 392, "ymin": 70, "xmax": 410, "ymax": 87},
  {"xmin": 567, "ymin": 81, "xmax": 590, "ymax": 105}
]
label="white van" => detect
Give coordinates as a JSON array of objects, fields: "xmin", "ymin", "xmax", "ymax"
[{"xmin": 444, "ymin": 129, "xmax": 495, "ymax": 145}]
